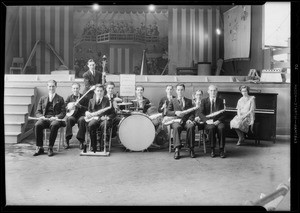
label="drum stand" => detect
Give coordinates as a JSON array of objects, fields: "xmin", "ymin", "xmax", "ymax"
[{"xmin": 80, "ymin": 116, "xmax": 110, "ymax": 156}]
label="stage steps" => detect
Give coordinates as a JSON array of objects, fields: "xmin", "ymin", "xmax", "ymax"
[{"xmin": 4, "ymin": 85, "xmax": 37, "ymax": 144}]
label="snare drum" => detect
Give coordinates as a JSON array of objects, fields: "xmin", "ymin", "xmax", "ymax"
[{"xmin": 118, "ymin": 114, "xmax": 155, "ymax": 151}]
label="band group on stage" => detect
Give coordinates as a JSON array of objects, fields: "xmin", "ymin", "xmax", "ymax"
[{"xmin": 33, "ymin": 59, "xmax": 256, "ymax": 160}]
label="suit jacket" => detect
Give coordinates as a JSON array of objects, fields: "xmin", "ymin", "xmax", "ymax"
[
  {"xmin": 65, "ymin": 93, "xmax": 89, "ymax": 117},
  {"xmin": 36, "ymin": 94, "xmax": 66, "ymax": 119},
  {"xmin": 197, "ymin": 97, "xmax": 225, "ymax": 122},
  {"xmin": 158, "ymin": 95, "xmax": 175, "ymax": 113},
  {"xmin": 82, "ymin": 70, "xmax": 103, "ymax": 97},
  {"xmin": 166, "ymin": 97, "xmax": 195, "ymax": 125},
  {"xmin": 130, "ymin": 97, "xmax": 151, "ymax": 113},
  {"xmin": 88, "ymin": 96, "xmax": 115, "ymax": 120}
]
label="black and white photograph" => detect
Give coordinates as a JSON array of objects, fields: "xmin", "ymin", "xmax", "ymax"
[{"xmin": 1, "ymin": 1, "xmax": 298, "ymax": 211}]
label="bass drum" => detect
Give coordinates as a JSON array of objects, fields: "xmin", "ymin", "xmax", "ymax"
[{"xmin": 118, "ymin": 114, "xmax": 155, "ymax": 151}]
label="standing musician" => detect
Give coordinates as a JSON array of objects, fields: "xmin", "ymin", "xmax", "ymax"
[
  {"xmin": 82, "ymin": 59, "xmax": 102, "ymax": 100},
  {"xmin": 166, "ymin": 83, "xmax": 196, "ymax": 160},
  {"xmin": 64, "ymin": 82, "xmax": 89, "ymax": 149},
  {"xmin": 85, "ymin": 84, "xmax": 115, "ymax": 152},
  {"xmin": 105, "ymin": 81, "xmax": 122, "ymax": 138},
  {"xmin": 131, "ymin": 85, "xmax": 151, "ymax": 114},
  {"xmin": 158, "ymin": 85, "xmax": 175, "ymax": 116},
  {"xmin": 198, "ymin": 85, "xmax": 226, "ymax": 158},
  {"xmin": 33, "ymin": 80, "xmax": 66, "ymax": 157}
]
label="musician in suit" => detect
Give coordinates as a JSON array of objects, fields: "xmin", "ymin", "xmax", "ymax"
[
  {"xmin": 33, "ymin": 80, "xmax": 66, "ymax": 157},
  {"xmin": 198, "ymin": 85, "xmax": 226, "ymax": 158},
  {"xmin": 194, "ymin": 90, "xmax": 205, "ymax": 130},
  {"xmin": 158, "ymin": 85, "xmax": 175, "ymax": 116},
  {"xmin": 85, "ymin": 84, "xmax": 115, "ymax": 152},
  {"xmin": 131, "ymin": 85, "xmax": 151, "ymax": 114},
  {"xmin": 166, "ymin": 83, "xmax": 196, "ymax": 160},
  {"xmin": 82, "ymin": 59, "xmax": 102, "ymax": 100},
  {"xmin": 105, "ymin": 81, "xmax": 122, "ymax": 138},
  {"xmin": 64, "ymin": 82, "xmax": 89, "ymax": 149}
]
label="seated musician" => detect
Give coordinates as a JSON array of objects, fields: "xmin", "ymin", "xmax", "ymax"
[
  {"xmin": 105, "ymin": 81, "xmax": 122, "ymax": 138},
  {"xmin": 82, "ymin": 59, "xmax": 102, "ymax": 100},
  {"xmin": 131, "ymin": 85, "xmax": 151, "ymax": 114},
  {"xmin": 64, "ymin": 82, "xmax": 89, "ymax": 149},
  {"xmin": 85, "ymin": 84, "xmax": 115, "ymax": 152},
  {"xmin": 166, "ymin": 83, "xmax": 196, "ymax": 160},
  {"xmin": 194, "ymin": 90, "xmax": 205, "ymax": 129},
  {"xmin": 33, "ymin": 80, "xmax": 66, "ymax": 157},
  {"xmin": 158, "ymin": 85, "xmax": 175, "ymax": 116},
  {"xmin": 199, "ymin": 85, "xmax": 226, "ymax": 158},
  {"xmin": 230, "ymin": 85, "xmax": 256, "ymax": 146}
]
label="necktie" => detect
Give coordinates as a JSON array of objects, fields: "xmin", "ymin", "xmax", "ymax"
[
  {"xmin": 211, "ymin": 99, "xmax": 215, "ymax": 113},
  {"xmin": 178, "ymin": 99, "xmax": 183, "ymax": 109}
]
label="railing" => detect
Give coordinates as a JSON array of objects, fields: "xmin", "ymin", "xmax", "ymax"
[{"xmin": 96, "ymin": 33, "xmax": 159, "ymax": 43}]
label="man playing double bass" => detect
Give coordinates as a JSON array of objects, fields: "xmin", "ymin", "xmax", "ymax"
[{"xmin": 64, "ymin": 82, "xmax": 90, "ymax": 149}]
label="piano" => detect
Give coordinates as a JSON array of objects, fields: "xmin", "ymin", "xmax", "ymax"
[{"xmin": 218, "ymin": 91, "xmax": 278, "ymax": 143}]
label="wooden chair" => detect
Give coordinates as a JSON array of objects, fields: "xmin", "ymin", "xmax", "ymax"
[
  {"xmin": 43, "ymin": 127, "xmax": 65, "ymax": 152},
  {"xmin": 168, "ymin": 124, "xmax": 206, "ymax": 153},
  {"xmin": 9, "ymin": 57, "xmax": 24, "ymax": 74}
]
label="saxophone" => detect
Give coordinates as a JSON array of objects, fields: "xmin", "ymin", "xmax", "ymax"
[
  {"xmin": 162, "ymin": 106, "xmax": 199, "ymax": 126},
  {"xmin": 84, "ymin": 101, "xmax": 112, "ymax": 122}
]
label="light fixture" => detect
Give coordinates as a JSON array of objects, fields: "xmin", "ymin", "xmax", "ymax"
[
  {"xmin": 216, "ymin": 28, "xmax": 221, "ymax": 35},
  {"xmin": 92, "ymin": 4, "xmax": 100, "ymax": 11},
  {"xmin": 149, "ymin": 4, "xmax": 155, "ymax": 11}
]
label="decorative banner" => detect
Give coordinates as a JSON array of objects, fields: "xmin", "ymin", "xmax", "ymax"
[
  {"xmin": 224, "ymin": 5, "xmax": 251, "ymax": 60},
  {"xmin": 120, "ymin": 74, "xmax": 136, "ymax": 97}
]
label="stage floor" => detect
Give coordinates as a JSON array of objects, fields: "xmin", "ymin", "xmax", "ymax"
[{"xmin": 5, "ymin": 135, "xmax": 290, "ymax": 210}]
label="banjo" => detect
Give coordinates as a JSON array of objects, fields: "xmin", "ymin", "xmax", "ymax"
[{"xmin": 66, "ymin": 85, "xmax": 96, "ymax": 117}]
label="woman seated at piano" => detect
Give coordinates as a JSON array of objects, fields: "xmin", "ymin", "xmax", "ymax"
[
  {"xmin": 230, "ymin": 85, "xmax": 256, "ymax": 146},
  {"xmin": 131, "ymin": 85, "xmax": 151, "ymax": 114},
  {"xmin": 85, "ymin": 84, "xmax": 115, "ymax": 152}
]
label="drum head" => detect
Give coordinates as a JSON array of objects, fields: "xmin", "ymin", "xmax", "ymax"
[{"xmin": 118, "ymin": 114, "xmax": 155, "ymax": 151}]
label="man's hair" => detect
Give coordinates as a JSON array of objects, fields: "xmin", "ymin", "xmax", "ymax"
[
  {"xmin": 94, "ymin": 84, "xmax": 105, "ymax": 90},
  {"xmin": 136, "ymin": 85, "xmax": 144, "ymax": 91},
  {"xmin": 239, "ymin": 85, "xmax": 250, "ymax": 93},
  {"xmin": 166, "ymin": 85, "xmax": 173, "ymax": 89},
  {"xmin": 106, "ymin": 81, "xmax": 115, "ymax": 87},
  {"xmin": 87, "ymin": 59, "xmax": 95, "ymax": 64},
  {"xmin": 195, "ymin": 90, "xmax": 203, "ymax": 95},
  {"xmin": 176, "ymin": 83, "xmax": 185, "ymax": 90},
  {"xmin": 47, "ymin": 79, "xmax": 57, "ymax": 86},
  {"xmin": 208, "ymin": 84, "xmax": 218, "ymax": 91},
  {"xmin": 72, "ymin": 82, "xmax": 81, "ymax": 88}
]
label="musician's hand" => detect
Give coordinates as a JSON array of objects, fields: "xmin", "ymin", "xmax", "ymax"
[
  {"xmin": 75, "ymin": 103, "xmax": 81, "ymax": 108},
  {"xmin": 213, "ymin": 120, "xmax": 220, "ymax": 126},
  {"xmin": 186, "ymin": 120, "xmax": 193, "ymax": 125},
  {"xmin": 206, "ymin": 119, "xmax": 214, "ymax": 125},
  {"xmin": 175, "ymin": 111, "xmax": 184, "ymax": 117},
  {"xmin": 195, "ymin": 116, "xmax": 201, "ymax": 123},
  {"xmin": 49, "ymin": 116, "xmax": 57, "ymax": 121},
  {"xmin": 85, "ymin": 111, "xmax": 92, "ymax": 118}
]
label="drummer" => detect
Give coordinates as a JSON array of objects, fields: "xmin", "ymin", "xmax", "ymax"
[
  {"xmin": 131, "ymin": 85, "xmax": 151, "ymax": 114},
  {"xmin": 105, "ymin": 81, "xmax": 122, "ymax": 138},
  {"xmin": 158, "ymin": 85, "xmax": 175, "ymax": 116}
]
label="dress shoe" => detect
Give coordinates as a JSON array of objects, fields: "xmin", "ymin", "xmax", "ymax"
[
  {"xmin": 47, "ymin": 147, "xmax": 54, "ymax": 157},
  {"xmin": 33, "ymin": 147, "xmax": 44, "ymax": 156},
  {"xmin": 211, "ymin": 149, "xmax": 216, "ymax": 158},
  {"xmin": 83, "ymin": 144, "xmax": 87, "ymax": 153},
  {"xmin": 220, "ymin": 149, "xmax": 226, "ymax": 158},
  {"xmin": 64, "ymin": 140, "xmax": 70, "ymax": 149},
  {"xmin": 174, "ymin": 148, "xmax": 180, "ymax": 160},
  {"xmin": 190, "ymin": 148, "xmax": 195, "ymax": 158}
]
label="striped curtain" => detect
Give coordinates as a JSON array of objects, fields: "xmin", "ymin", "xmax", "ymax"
[
  {"xmin": 168, "ymin": 6, "xmax": 222, "ymax": 74},
  {"xmin": 18, "ymin": 6, "xmax": 74, "ymax": 74}
]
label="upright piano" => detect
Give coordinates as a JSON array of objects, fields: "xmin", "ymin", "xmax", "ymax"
[{"xmin": 218, "ymin": 91, "xmax": 278, "ymax": 143}]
